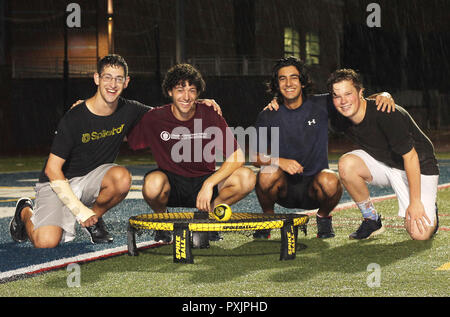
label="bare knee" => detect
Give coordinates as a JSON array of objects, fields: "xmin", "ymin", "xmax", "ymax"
[
  {"xmin": 143, "ymin": 171, "xmax": 169, "ymax": 201},
  {"xmin": 256, "ymin": 168, "xmax": 283, "ymax": 192},
  {"xmin": 32, "ymin": 227, "xmax": 62, "ymax": 248},
  {"xmin": 235, "ymin": 167, "xmax": 256, "ymax": 194},
  {"xmin": 315, "ymin": 169, "xmax": 342, "ymax": 197},
  {"xmin": 338, "ymin": 154, "xmax": 358, "ymax": 181},
  {"xmin": 408, "ymin": 231, "xmax": 434, "ymax": 241},
  {"xmin": 407, "ymin": 226, "xmax": 435, "ymax": 241},
  {"xmin": 406, "ymin": 219, "xmax": 436, "ymax": 241},
  {"xmin": 107, "ymin": 166, "xmax": 132, "ymax": 195}
]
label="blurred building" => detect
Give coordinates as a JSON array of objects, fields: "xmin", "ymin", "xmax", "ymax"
[
  {"xmin": 3, "ymin": 0, "xmax": 344, "ymax": 86},
  {"xmin": 0, "ymin": 0, "xmax": 449, "ymax": 153}
]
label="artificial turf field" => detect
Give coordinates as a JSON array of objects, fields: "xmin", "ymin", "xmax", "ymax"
[
  {"xmin": 1, "ymin": 191, "xmax": 448, "ymax": 298},
  {"xmin": 0, "ymin": 157, "xmax": 448, "ymax": 301}
]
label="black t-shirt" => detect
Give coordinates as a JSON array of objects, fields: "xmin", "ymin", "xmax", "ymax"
[
  {"xmin": 331, "ymin": 100, "xmax": 439, "ymax": 175},
  {"xmin": 39, "ymin": 97, "xmax": 150, "ymax": 183},
  {"xmin": 254, "ymin": 94, "xmax": 336, "ymax": 177}
]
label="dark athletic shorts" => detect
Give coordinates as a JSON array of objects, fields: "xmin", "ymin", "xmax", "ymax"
[
  {"xmin": 144, "ymin": 168, "xmax": 220, "ymax": 208},
  {"xmin": 276, "ymin": 173, "xmax": 320, "ymax": 210}
]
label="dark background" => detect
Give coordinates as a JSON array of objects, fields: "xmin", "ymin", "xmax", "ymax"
[{"xmin": 0, "ymin": 0, "xmax": 449, "ymax": 154}]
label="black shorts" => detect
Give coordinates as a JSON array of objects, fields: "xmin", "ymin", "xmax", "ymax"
[
  {"xmin": 144, "ymin": 168, "xmax": 220, "ymax": 208},
  {"xmin": 277, "ymin": 173, "xmax": 320, "ymax": 210}
]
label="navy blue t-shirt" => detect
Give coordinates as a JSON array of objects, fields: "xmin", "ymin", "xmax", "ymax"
[{"xmin": 254, "ymin": 94, "xmax": 335, "ymax": 176}]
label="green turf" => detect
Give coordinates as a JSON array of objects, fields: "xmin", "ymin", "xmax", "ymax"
[
  {"xmin": 0, "ymin": 153, "xmax": 156, "ymax": 173},
  {"xmin": 1, "ymin": 152, "xmax": 449, "ymax": 173},
  {"xmin": 1, "ymin": 188, "xmax": 448, "ymax": 297}
]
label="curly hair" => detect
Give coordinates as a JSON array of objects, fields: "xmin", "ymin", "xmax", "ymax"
[
  {"xmin": 266, "ymin": 56, "xmax": 314, "ymax": 101},
  {"xmin": 162, "ymin": 63, "xmax": 206, "ymax": 98}
]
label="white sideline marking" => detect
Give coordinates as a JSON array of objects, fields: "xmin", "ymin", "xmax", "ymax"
[{"xmin": 0, "ymin": 241, "xmax": 159, "ymax": 281}]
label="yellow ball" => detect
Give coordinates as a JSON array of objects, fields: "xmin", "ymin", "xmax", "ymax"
[{"xmin": 213, "ymin": 203, "xmax": 232, "ymax": 221}]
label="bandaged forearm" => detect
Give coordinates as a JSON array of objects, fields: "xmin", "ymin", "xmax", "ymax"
[{"xmin": 50, "ymin": 179, "xmax": 96, "ymax": 222}]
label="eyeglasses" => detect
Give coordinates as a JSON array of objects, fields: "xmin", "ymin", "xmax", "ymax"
[{"xmin": 100, "ymin": 74, "xmax": 126, "ymax": 84}]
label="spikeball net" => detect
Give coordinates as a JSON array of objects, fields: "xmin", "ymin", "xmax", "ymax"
[{"xmin": 127, "ymin": 211, "xmax": 309, "ymax": 263}]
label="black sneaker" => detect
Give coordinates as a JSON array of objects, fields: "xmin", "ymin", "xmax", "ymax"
[
  {"xmin": 349, "ymin": 215, "xmax": 385, "ymax": 240},
  {"xmin": 253, "ymin": 229, "xmax": 271, "ymax": 239},
  {"xmin": 154, "ymin": 230, "xmax": 172, "ymax": 243},
  {"xmin": 316, "ymin": 215, "xmax": 335, "ymax": 239},
  {"xmin": 83, "ymin": 218, "xmax": 113, "ymax": 244},
  {"xmin": 10, "ymin": 197, "xmax": 33, "ymax": 243}
]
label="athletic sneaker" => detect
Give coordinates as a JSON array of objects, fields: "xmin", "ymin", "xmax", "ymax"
[
  {"xmin": 253, "ymin": 229, "xmax": 271, "ymax": 239},
  {"xmin": 84, "ymin": 218, "xmax": 113, "ymax": 244},
  {"xmin": 154, "ymin": 230, "xmax": 172, "ymax": 243},
  {"xmin": 349, "ymin": 215, "xmax": 385, "ymax": 240},
  {"xmin": 9, "ymin": 197, "xmax": 33, "ymax": 243},
  {"xmin": 316, "ymin": 215, "xmax": 335, "ymax": 239}
]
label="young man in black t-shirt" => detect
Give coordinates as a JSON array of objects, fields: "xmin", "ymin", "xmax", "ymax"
[
  {"xmin": 328, "ymin": 69, "xmax": 439, "ymax": 240},
  {"xmin": 9, "ymin": 55, "xmax": 150, "ymax": 247}
]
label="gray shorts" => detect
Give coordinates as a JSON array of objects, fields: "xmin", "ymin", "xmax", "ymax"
[{"xmin": 31, "ymin": 163, "xmax": 117, "ymax": 242}]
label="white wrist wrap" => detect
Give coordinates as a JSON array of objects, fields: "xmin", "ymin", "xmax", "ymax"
[{"xmin": 50, "ymin": 179, "xmax": 95, "ymax": 222}]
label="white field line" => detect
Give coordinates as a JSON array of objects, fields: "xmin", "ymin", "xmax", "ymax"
[{"xmin": 0, "ymin": 241, "xmax": 160, "ymax": 281}]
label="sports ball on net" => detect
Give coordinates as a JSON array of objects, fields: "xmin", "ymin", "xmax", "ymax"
[{"xmin": 213, "ymin": 203, "xmax": 232, "ymax": 221}]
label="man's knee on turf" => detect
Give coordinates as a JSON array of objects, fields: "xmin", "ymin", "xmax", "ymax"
[
  {"xmin": 32, "ymin": 226, "xmax": 62, "ymax": 248},
  {"xmin": 406, "ymin": 220, "xmax": 436, "ymax": 241}
]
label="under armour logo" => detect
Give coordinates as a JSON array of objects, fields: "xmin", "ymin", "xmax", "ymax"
[{"xmin": 308, "ymin": 119, "xmax": 316, "ymax": 126}]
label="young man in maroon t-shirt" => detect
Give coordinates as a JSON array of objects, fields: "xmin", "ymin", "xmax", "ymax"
[{"xmin": 127, "ymin": 64, "xmax": 256, "ymax": 243}]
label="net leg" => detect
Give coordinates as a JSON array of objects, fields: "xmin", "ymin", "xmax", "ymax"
[
  {"xmin": 127, "ymin": 223, "xmax": 139, "ymax": 256},
  {"xmin": 173, "ymin": 223, "xmax": 194, "ymax": 264},
  {"xmin": 280, "ymin": 220, "xmax": 296, "ymax": 260}
]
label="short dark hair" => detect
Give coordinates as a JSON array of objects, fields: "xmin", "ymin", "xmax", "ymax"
[
  {"xmin": 97, "ymin": 54, "xmax": 129, "ymax": 77},
  {"xmin": 162, "ymin": 63, "xmax": 206, "ymax": 98},
  {"xmin": 266, "ymin": 56, "xmax": 314, "ymax": 100},
  {"xmin": 326, "ymin": 68, "xmax": 364, "ymax": 94}
]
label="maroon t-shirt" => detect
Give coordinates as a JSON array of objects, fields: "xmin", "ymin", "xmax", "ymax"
[{"xmin": 127, "ymin": 103, "xmax": 239, "ymax": 177}]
